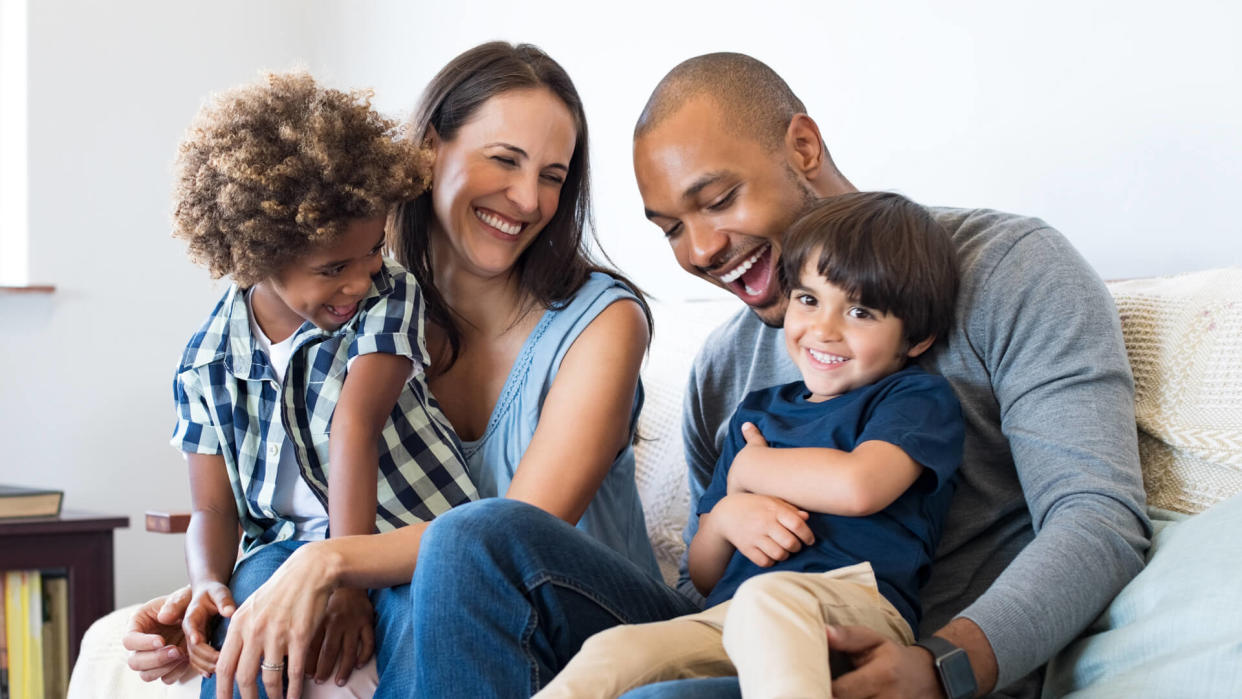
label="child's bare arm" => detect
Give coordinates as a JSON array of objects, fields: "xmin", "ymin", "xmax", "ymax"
[
  {"xmin": 728, "ymin": 422, "xmax": 923, "ymax": 517},
  {"xmin": 688, "ymin": 495, "xmax": 815, "ymax": 595},
  {"xmin": 315, "ymin": 351, "xmax": 410, "ymax": 685},
  {"xmin": 329, "ymin": 352, "xmax": 412, "ymax": 536},
  {"xmin": 183, "ymin": 452, "xmax": 240, "ymax": 676}
]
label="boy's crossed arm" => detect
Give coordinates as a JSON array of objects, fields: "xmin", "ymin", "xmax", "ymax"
[
  {"xmin": 728, "ymin": 422, "xmax": 922, "ymax": 517},
  {"xmin": 687, "ymin": 422, "xmax": 925, "ymax": 597}
]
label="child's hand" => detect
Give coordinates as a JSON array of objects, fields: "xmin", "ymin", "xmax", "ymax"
[
  {"xmin": 728, "ymin": 422, "xmax": 770, "ymax": 494},
  {"xmin": 182, "ymin": 581, "xmax": 235, "ymax": 677},
  {"xmin": 713, "ymin": 492, "xmax": 814, "ymax": 567},
  {"xmin": 304, "ymin": 587, "xmax": 375, "ymax": 686}
]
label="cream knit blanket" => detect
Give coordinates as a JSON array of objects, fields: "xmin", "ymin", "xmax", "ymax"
[{"xmin": 1109, "ymin": 268, "xmax": 1242, "ymax": 514}]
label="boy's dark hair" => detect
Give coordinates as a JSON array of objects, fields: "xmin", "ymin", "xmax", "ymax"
[
  {"xmin": 172, "ymin": 71, "xmax": 430, "ymax": 287},
  {"xmin": 781, "ymin": 191, "xmax": 959, "ymax": 348},
  {"xmin": 392, "ymin": 41, "xmax": 649, "ymax": 370}
]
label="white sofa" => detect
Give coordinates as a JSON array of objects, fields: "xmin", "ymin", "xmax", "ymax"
[{"xmin": 67, "ymin": 270, "xmax": 1242, "ymax": 697}]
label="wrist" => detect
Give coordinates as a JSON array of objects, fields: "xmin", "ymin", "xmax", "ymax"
[{"xmin": 307, "ymin": 538, "xmax": 347, "ymax": 592}]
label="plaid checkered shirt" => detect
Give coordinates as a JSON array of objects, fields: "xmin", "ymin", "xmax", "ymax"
[{"xmin": 170, "ymin": 258, "xmax": 477, "ymax": 558}]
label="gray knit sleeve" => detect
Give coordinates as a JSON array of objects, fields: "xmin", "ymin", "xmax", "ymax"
[{"xmin": 957, "ymin": 227, "xmax": 1151, "ymax": 688}]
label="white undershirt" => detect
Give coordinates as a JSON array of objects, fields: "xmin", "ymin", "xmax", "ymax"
[{"xmin": 246, "ymin": 290, "xmax": 329, "ymax": 541}]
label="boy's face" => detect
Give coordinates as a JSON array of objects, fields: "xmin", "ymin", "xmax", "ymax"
[
  {"xmin": 784, "ymin": 259, "xmax": 932, "ymax": 402},
  {"xmin": 251, "ymin": 216, "xmax": 387, "ymax": 341}
]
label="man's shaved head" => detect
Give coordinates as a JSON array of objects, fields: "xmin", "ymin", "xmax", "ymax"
[{"xmin": 635, "ymin": 52, "xmax": 806, "ymax": 151}]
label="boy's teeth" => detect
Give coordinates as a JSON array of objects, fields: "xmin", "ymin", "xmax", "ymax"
[
  {"xmin": 808, "ymin": 348, "xmax": 847, "ymax": 364},
  {"xmin": 719, "ymin": 246, "xmax": 767, "ymax": 284},
  {"xmin": 475, "ymin": 208, "xmax": 522, "ymax": 236},
  {"xmin": 744, "ymin": 284, "xmax": 759, "ymax": 296}
]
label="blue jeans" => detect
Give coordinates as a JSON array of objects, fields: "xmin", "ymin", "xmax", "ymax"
[
  {"xmin": 409, "ymin": 499, "xmax": 700, "ymax": 698},
  {"xmin": 620, "ymin": 678, "xmax": 742, "ymax": 698},
  {"xmin": 202, "ymin": 539, "xmax": 413, "ymax": 698}
]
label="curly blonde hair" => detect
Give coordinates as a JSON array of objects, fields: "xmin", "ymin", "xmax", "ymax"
[{"xmin": 173, "ymin": 71, "xmax": 430, "ymax": 287}]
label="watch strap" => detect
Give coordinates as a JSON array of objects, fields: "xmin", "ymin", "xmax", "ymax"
[{"xmin": 914, "ymin": 636, "xmax": 977, "ymax": 699}]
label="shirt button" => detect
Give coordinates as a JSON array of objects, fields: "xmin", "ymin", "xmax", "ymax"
[{"xmin": 268, "ymin": 444, "xmax": 280, "ymax": 458}]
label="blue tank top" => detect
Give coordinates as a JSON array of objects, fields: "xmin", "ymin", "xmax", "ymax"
[{"xmin": 460, "ymin": 272, "xmax": 660, "ymax": 578}]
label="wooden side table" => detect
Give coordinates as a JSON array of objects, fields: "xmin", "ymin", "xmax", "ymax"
[{"xmin": 0, "ymin": 510, "xmax": 129, "ymax": 663}]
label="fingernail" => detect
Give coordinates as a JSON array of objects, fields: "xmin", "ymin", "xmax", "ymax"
[
  {"xmin": 338, "ymin": 679, "xmax": 346, "ymax": 687},
  {"xmin": 168, "ymin": 648, "xmax": 180, "ymax": 660}
]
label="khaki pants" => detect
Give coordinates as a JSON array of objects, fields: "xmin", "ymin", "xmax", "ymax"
[{"xmin": 535, "ymin": 562, "xmax": 913, "ymax": 699}]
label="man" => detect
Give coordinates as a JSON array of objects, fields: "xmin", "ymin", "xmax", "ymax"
[{"xmin": 625, "ymin": 53, "xmax": 1151, "ymax": 697}]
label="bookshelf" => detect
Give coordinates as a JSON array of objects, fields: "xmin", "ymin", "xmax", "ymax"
[{"xmin": 0, "ymin": 510, "xmax": 129, "ymax": 663}]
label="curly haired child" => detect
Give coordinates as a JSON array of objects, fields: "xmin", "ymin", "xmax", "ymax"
[
  {"xmin": 168, "ymin": 72, "xmax": 477, "ymax": 697},
  {"xmin": 537, "ymin": 192, "xmax": 965, "ymax": 699}
]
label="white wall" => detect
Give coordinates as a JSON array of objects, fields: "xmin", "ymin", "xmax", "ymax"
[{"xmin": 1, "ymin": 0, "xmax": 1239, "ymax": 607}]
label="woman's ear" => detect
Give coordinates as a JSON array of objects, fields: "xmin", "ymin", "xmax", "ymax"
[
  {"xmin": 906, "ymin": 335, "xmax": 936, "ymax": 359},
  {"xmin": 423, "ymin": 124, "xmax": 440, "ymax": 151}
]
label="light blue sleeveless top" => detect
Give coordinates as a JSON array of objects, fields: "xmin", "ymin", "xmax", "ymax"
[{"xmin": 461, "ymin": 272, "xmax": 659, "ymax": 578}]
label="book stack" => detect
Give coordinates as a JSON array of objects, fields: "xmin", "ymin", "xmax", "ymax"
[
  {"xmin": 1, "ymin": 486, "xmax": 70, "ymax": 699},
  {"xmin": 1, "ymin": 571, "xmax": 69, "ymax": 699}
]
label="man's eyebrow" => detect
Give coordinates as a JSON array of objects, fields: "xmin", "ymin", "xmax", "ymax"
[
  {"xmin": 487, "ymin": 142, "xmax": 569, "ymax": 172},
  {"xmin": 644, "ymin": 171, "xmax": 732, "ymax": 221}
]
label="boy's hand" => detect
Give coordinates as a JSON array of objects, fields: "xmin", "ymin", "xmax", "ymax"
[
  {"xmin": 713, "ymin": 492, "xmax": 815, "ymax": 567},
  {"xmin": 728, "ymin": 422, "xmax": 769, "ymax": 494},
  {"xmin": 304, "ymin": 587, "xmax": 375, "ymax": 686},
  {"xmin": 124, "ymin": 586, "xmax": 195, "ymax": 684},
  {"xmin": 183, "ymin": 581, "xmax": 235, "ymax": 677}
]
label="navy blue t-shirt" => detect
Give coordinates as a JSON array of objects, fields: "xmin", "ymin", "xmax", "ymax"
[{"xmin": 697, "ymin": 366, "xmax": 964, "ymax": 632}]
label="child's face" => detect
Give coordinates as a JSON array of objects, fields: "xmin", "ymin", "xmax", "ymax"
[
  {"xmin": 784, "ymin": 260, "xmax": 931, "ymax": 402},
  {"xmin": 251, "ymin": 216, "xmax": 387, "ymax": 340}
]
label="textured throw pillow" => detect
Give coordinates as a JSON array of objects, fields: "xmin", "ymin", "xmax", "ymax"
[
  {"xmin": 634, "ymin": 297, "xmax": 740, "ymax": 586},
  {"xmin": 1042, "ymin": 497, "xmax": 1242, "ymax": 697},
  {"xmin": 1107, "ymin": 269, "xmax": 1242, "ymax": 514}
]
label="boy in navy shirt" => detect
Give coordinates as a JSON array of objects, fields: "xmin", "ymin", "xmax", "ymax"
[{"xmin": 537, "ymin": 191, "xmax": 964, "ymax": 699}]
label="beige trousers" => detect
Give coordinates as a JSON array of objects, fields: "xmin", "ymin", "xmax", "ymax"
[{"xmin": 534, "ymin": 562, "xmax": 914, "ymax": 699}]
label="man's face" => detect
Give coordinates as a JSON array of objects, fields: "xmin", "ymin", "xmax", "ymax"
[{"xmin": 634, "ymin": 96, "xmax": 817, "ymax": 326}]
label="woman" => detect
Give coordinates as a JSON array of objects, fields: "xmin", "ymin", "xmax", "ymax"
[{"xmin": 125, "ymin": 42, "xmax": 659, "ymax": 698}]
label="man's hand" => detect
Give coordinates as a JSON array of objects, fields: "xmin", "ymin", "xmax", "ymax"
[
  {"xmin": 713, "ymin": 492, "xmax": 814, "ymax": 567},
  {"xmin": 303, "ymin": 587, "xmax": 375, "ymax": 686},
  {"xmin": 827, "ymin": 625, "xmax": 943, "ymax": 699},
  {"xmin": 123, "ymin": 586, "xmax": 195, "ymax": 684},
  {"xmin": 183, "ymin": 581, "xmax": 236, "ymax": 677}
]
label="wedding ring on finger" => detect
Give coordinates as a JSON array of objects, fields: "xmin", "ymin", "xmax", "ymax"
[{"xmin": 260, "ymin": 659, "xmax": 285, "ymax": 672}]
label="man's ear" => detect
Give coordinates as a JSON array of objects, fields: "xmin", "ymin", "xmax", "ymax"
[
  {"xmin": 785, "ymin": 114, "xmax": 826, "ymax": 181},
  {"xmin": 906, "ymin": 335, "xmax": 936, "ymax": 359}
]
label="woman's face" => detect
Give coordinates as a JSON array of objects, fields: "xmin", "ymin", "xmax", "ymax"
[{"xmin": 429, "ymin": 87, "xmax": 577, "ymax": 282}]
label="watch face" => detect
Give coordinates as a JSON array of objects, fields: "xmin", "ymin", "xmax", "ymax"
[{"xmin": 938, "ymin": 648, "xmax": 978, "ymax": 699}]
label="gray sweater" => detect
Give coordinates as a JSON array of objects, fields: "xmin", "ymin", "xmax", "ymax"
[{"xmin": 678, "ymin": 207, "xmax": 1151, "ymax": 697}]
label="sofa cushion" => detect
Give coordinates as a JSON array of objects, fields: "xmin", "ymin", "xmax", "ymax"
[
  {"xmin": 1107, "ymin": 268, "xmax": 1242, "ymax": 514},
  {"xmin": 1042, "ymin": 495, "xmax": 1242, "ymax": 696},
  {"xmin": 634, "ymin": 297, "xmax": 740, "ymax": 586}
]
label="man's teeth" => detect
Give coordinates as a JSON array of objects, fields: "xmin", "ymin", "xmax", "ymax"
[
  {"xmin": 719, "ymin": 246, "xmax": 767, "ymax": 284},
  {"xmin": 475, "ymin": 208, "xmax": 522, "ymax": 236},
  {"xmin": 808, "ymin": 348, "xmax": 847, "ymax": 364}
]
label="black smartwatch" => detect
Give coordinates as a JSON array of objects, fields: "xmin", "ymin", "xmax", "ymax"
[{"xmin": 914, "ymin": 636, "xmax": 977, "ymax": 699}]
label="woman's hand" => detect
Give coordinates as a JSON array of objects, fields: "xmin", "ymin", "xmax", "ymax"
[
  {"xmin": 213, "ymin": 541, "xmax": 339, "ymax": 699},
  {"xmin": 183, "ymin": 581, "xmax": 235, "ymax": 677},
  {"xmin": 122, "ymin": 586, "xmax": 196, "ymax": 684},
  {"xmin": 304, "ymin": 587, "xmax": 374, "ymax": 687}
]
